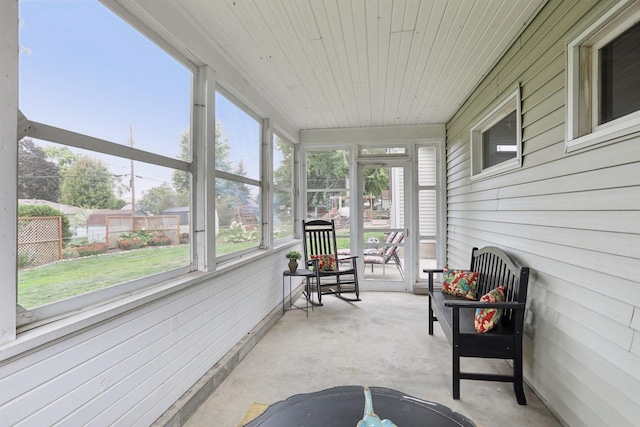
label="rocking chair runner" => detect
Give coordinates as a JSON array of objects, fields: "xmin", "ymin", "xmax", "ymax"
[{"xmin": 302, "ymin": 219, "xmax": 361, "ymax": 305}]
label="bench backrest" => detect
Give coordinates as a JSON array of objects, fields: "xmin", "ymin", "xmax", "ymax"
[{"xmin": 470, "ymin": 246, "xmax": 529, "ymax": 326}]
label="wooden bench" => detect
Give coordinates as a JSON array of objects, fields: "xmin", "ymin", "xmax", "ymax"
[{"xmin": 424, "ymin": 246, "xmax": 530, "ymax": 405}]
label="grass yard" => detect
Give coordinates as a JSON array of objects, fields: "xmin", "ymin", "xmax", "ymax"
[
  {"xmin": 18, "ymin": 238, "xmax": 266, "ymax": 309},
  {"xmin": 18, "ymin": 245, "xmax": 191, "ymax": 309}
]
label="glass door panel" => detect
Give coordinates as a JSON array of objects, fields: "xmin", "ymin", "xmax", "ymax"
[{"xmin": 360, "ymin": 165, "xmax": 407, "ymax": 284}]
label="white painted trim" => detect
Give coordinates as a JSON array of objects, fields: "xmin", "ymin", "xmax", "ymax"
[
  {"xmin": 26, "ymin": 122, "xmax": 190, "ymax": 172},
  {"xmin": 565, "ymin": 0, "xmax": 640, "ymax": 149},
  {"xmin": 262, "ymin": 118, "xmax": 273, "ymax": 249},
  {"xmin": 0, "ymin": 0, "xmax": 18, "ymax": 345},
  {"xmin": 470, "ymin": 83, "xmax": 522, "ymax": 181}
]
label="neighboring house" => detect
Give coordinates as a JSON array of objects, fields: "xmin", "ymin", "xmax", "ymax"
[
  {"xmin": 86, "ymin": 209, "xmax": 136, "ymax": 243},
  {"xmin": 18, "ymin": 199, "xmax": 83, "ymax": 236}
]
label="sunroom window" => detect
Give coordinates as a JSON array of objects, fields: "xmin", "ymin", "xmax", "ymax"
[
  {"xmin": 214, "ymin": 91, "xmax": 262, "ymax": 258},
  {"xmin": 17, "ymin": 1, "xmax": 192, "ymax": 318},
  {"xmin": 273, "ymin": 133, "xmax": 294, "ymax": 241},
  {"xmin": 566, "ymin": 0, "xmax": 640, "ymax": 151}
]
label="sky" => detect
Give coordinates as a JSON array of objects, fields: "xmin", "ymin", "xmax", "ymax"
[{"xmin": 18, "ymin": 0, "xmax": 260, "ymax": 202}]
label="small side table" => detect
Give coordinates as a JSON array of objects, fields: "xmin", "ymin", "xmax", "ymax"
[{"xmin": 283, "ymin": 269, "xmax": 317, "ymax": 317}]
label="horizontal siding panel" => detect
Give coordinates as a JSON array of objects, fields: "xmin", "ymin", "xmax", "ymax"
[
  {"xmin": 495, "ymin": 186, "xmax": 640, "ymax": 211},
  {"xmin": 520, "ymin": 53, "xmax": 564, "ymax": 103},
  {"xmin": 556, "ymin": 315, "xmax": 640, "ymax": 383},
  {"xmin": 526, "ymin": 252, "xmax": 640, "ymax": 309},
  {"xmin": 545, "ymin": 294, "xmax": 633, "ymax": 349},
  {"xmin": 446, "ymin": 225, "xmax": 637, "ymax": 282},
  {"xmin": 496, "ymin": 163, "xmax": 640, "ymax": 198},
  {"xmin": 544, "ymin": 333, "xmax": 640, "ymax": 427},
  {"xmin": 457, "ymin": 210, "xmax": 640, "ymax": 234},
  {"xmin": 522, "ymin": 87, "xmax": 564, "ymax": 127},
  {"xmin": 521, "ymin": 105, "xmax": 565, "ymax": 142},
  {"xmin": 448, "ymin": 216, "xmax": 640, "ymax": 259},
  {"xmin": 522, "ymin": 123, "xmax": 563, "ymax": 155}
]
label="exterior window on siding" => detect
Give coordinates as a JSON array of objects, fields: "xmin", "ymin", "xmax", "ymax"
[
  {"xmin": 214, "ymin": 91, "xmax": 262, "ymax": 257},
  {"xmin": 566, "ymin": 0, "xmax": 640, "ymax": 151},
  {"xmin": 482, "ymin": 111, "xmax": 518, "ymax": 168},
  {"xmin": 16, "ymin": 1, "xmax": 192, "ymax": 318},
  {"xmin": 470, "ymin": 85, "xmax": 522, "ymax": 180},
  {"xmin": 600, "ymin": 22, "xmax": 640, "ymax": 124},
  {"xmin": 273, "ymin": 133, "xmax": 294, "ymax": 241}
]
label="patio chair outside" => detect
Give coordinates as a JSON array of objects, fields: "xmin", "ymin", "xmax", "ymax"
[{"xmin": 363, "ymin": 232, "xmax": 404, "ymax": 279}]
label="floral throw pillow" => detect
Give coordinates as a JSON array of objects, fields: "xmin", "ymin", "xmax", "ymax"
[
  {"xmin": 474, "ymin": 286, "xmax": 505, "ymax": 334},
  {"xmin": 442, "ymin": 267, "xmax": 478, "ymax": 300},
  {"xmin": 311, "ymin": 254, "xmax": 337, "ymax": 271}
]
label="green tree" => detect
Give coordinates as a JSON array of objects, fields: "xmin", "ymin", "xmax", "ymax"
[
  {"xmin": 172, "ymin": 120, "xmax": 233, "ymax": 194},
  {"xmin": 273, "ymin": 136, "xmax": 293, "ymax": 188},
  {"xmin": 60, "ymin": 156, "xmax": 120, "ymax": 209},
  {"xmin": 42, "ymin": 145, "xmax": 77, "ymax": 176},
  {"xmin": 363, "ymin": 166, "xmax": 389, "ymax": 199},
  {"xmin": 139, "ymin": 183, "xmax": 188, "ymax": 215},
  {"xmin": 305, "ymin": 150, "xmax": 349, "ymax": 210},
  {"xmin": 18, "ymin": 139, "xmax": 61, "ymax": 202},
  {"xmin": 172, "ymin": 130, "xmax": 191, "ymax": 194},
  {"xmin": 18, "ymin": 204, "xmax": 72, "ymax": 243}
]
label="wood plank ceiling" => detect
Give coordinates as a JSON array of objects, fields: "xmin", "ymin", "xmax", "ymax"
[{"xmin": 143, "ymin": 0, "xmax": 546, "ymax": 130}]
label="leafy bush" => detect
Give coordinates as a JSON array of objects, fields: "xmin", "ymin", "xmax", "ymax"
[
  {"xmin": 18, "ymin": 252, "xmax": 36, "ymax": 268},
  {"xmin": 63, "ymin": 248, "xmax": 80, "ymax": 259},
  {"xmin": 76, "ymin": 242, "xmax": 109, "ymax": 257},
  {"xmin": 135, "ymin": 229, "xmax": 154, "ymax": 243},
  {"xmin": 117, "ymin": 237, "xmax": 145, "ymax": 250},
  {"xmin": 147, "ymin": 236, "xmax": 172, "ymax": 246},
  {"xmin": 225, "ymin": 221, "xmax": 257, "ymax": 243}
]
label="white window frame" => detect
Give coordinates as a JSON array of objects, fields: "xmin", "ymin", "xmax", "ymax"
[
  {"xmin": 470, "ymin": 84, "xmax": 522, "ymax": 180},
  {"xmin": 566, "ymin": 0, "xmax": 640, "ymax": 152},
  {"xmin": 214, "ymin": 87, "xmax": 264, "ymax": 261},
  {"xmin": 272, "ymin": 130, "xmax": 295, "ymax": 244}
]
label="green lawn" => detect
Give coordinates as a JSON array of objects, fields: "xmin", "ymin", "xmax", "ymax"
[{"xmin": 18, "ymin": 240, "xmax": 261, "ymax": 309}]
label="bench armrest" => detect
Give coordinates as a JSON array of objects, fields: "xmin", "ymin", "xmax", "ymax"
[{"xmin": 423, "ymin": 268, "xmax": 444, "ymax": 293}]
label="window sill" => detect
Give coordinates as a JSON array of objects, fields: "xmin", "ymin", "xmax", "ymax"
[
  {"xmin": 470, "ymin": 157, "xmax": 521, "ymax": 181},
  {"xmin": 0, "ymin": 240, "xmax": 301, "ymax": 363},
  {"xmin": 566, "ymin": 117, "xmax": 640, "ymax": 153}
]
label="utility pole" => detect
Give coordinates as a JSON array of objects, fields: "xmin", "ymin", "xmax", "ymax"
[{"xmin": 129, "ymin": 125, "xmax": 135, "ymax": 216}]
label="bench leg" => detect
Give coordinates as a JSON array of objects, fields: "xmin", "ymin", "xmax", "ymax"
[
  {"xmin": 452, "ymin": 344, "xmax": 460, "ymax": 400},
  {"xmin": 428, "ymin": 295, "xmax": 434, "ymax": 335}
]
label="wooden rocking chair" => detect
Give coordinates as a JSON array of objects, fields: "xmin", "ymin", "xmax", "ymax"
[{"xmin": 302, "ymin": 219, "xmax": 361, "ymax": 305}]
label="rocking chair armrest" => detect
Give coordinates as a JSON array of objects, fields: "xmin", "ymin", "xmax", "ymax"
[{"xmin": 306, "ymin": 259, "xmax": 320, "ymax": 269}]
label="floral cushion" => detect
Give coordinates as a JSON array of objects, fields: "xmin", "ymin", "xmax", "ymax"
[
  {"xmin": 474, "ymin": 286, "xmax": 505, "ymax": 333},
  {"xmin": 441, "ymin": 267, "xmax": 478, "ymax": 300},
  {"xmin": 311, "ymin": 254, "xmax": 337, "ymax": 271}
]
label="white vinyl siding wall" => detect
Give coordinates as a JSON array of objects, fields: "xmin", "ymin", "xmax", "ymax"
[{"xmin": 445, "ymin": 0, "xmax": 640, "ymax": 426}]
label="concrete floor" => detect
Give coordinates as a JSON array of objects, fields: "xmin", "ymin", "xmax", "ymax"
[{"xmin": 184, "ymin": 292, "xmax": 561, "ymax": 427}]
